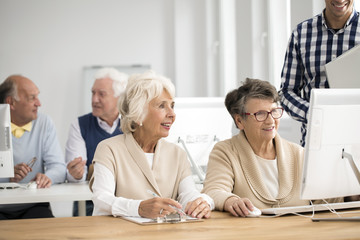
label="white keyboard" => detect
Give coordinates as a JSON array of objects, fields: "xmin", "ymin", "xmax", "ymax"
[
  {"xmin": 0, "ymin": 182, "xmax": 24, "ymax": 189},
  {"xmin": 261, "ymin": 201, "xmax": 360, "ymax": 215}
]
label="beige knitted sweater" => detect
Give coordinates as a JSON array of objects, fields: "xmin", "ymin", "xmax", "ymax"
[
  {"xmin": 90, "ymin": 133, "xmax": 192, "ymax": 200},
  {"xmin": 202, "ymin": 131, "xmax": 341, "ymax": 210}
]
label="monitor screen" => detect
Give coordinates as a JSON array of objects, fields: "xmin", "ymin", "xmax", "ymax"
[
  {"xmin": 0, "ymin": 104, "xmax": 14, "ymax": 178},
  {"xmin": 165, "ymin": 97, "xmax": 234, "ymax": 182},
  {"xmin": 301, "ymin": 89, "xmax": 360, "ymax": 200}
]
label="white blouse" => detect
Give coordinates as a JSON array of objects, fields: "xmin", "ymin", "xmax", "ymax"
[{"xmin": 255, "ymin": 155, "xmax": 279, "ymax": 199}]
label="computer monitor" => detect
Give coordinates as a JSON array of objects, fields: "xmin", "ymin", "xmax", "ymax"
[
  {"xmin": 301, "ymin": 89, "xmax": 360, "ymax": 200},
  {"xmin": 165, "ymin": 97, "xmax": 233, "ymax": 182},
  {"xmin": 0, "ymin": 104, "xmax": 14, "ymax": 178}
]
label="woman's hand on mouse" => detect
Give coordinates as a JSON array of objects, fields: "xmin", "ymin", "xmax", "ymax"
[{"xmin": 224, "ymin": 196, "xmax": 255, "ymax": 217}]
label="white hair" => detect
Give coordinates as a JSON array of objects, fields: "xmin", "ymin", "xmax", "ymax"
[
  {"xmin": 94, "ymin": 67, "xmax": 128, "ymax": 97},
  {"xmin": 119, "ymin": 70, "xmax": 175, "ymax": 134}
]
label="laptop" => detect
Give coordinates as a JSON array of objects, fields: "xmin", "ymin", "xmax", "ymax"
[
  {"xmin": 261, "ymin": 201, "xmax": 360, "ymax": 215},
  {"xmin": 325, "ymin": 44, "xmax": 360, "ymax": 88}
]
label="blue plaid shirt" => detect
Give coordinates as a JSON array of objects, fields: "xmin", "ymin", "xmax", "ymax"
[{"xmin": 279, "ymin": 8, "xmax": 360, "ymax": 146}]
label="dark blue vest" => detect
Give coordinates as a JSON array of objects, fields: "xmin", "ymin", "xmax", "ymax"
[{"xmin": 78, "ymin": 113, "xmax": 122, "ymax": 167}]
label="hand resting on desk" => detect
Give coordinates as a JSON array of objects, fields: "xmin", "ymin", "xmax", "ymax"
[
  {"xmin": 32, "ymin": 173, "xmax": 52, "ymax": 188},
  {"xmin": 185, "ymin": 197, "xmax": 211, "ymax": 219}
]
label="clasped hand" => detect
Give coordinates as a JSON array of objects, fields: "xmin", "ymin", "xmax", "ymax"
[
  {"xmin": 139, "ymin": 197, "xmax": 211, "ymax": 219},
  {"xmin": 67, "ymin": 157, "xmax": 86, "ymax": 180}
]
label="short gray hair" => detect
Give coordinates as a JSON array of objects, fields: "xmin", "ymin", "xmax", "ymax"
[
  {"xmin": 119, "ymin": 70, "xmax": 175, "ymax": 134},
  {"xmin": 225, "ymin": 78, "xmax": 279, "ymax": 125},
  {"xmin": 94, "ymin": 68, "xmax": 128, "ymax": 97},
  {"xmin": 0, "ymin": 75, "xmax": 20, "ymax": 103}
]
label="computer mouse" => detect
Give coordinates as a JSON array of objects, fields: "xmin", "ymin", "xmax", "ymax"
[
  {"xmin": 27, "ymin": 181, "xmax": 38, "ymax": 189},
  {"xmin": 246, "ymin": 207, "xmax": 261, "ymax": 217}
]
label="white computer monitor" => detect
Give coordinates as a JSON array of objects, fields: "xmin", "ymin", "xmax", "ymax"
[
  {"xmin": 301, "ymin": 89, "xmax": 360, "ymax": 200},
  {"xmin": 0, "ymin": 104, "xmax": 14, "ymax": 178},
  {"xmin": 165, "ymin": 97, "xmax": 234, "ymax": 182}
]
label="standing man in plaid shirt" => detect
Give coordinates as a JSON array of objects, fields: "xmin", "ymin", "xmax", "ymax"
[{"xmin": 279, "ymin": 0, "xmax": 360, "ymax": 146}]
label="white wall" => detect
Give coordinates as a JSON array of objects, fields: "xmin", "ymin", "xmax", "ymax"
[
  {"xmin": 0, "ymin": 0, "xmax": 227, "ymax": 148},
  {"xmin": 0, "ymin": 0, "xmax": 176, "ymax": 148}
]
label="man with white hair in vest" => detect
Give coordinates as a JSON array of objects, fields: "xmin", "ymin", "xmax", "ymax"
[{"xmin": 65, "ymin": 67, "xmax": 128, "ymax": 215}]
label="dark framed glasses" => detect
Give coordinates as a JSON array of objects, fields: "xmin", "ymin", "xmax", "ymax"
[{"xmin": 244, "ymin": 107, "xmax": 284, "ymax": 122}]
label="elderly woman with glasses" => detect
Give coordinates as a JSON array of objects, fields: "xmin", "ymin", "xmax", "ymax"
[{"xmin": 202, "ymin": 78, "xmax": 323, "ymax": 217}]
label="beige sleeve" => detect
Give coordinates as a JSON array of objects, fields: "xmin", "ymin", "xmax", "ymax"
[
  {"xmin": 180, "ymin": 149, "xmax": 193, "ymax": 180},
  {"xmin": 89, "ymin": 141, "xmax": 116, "ymax": 191},
  {"xmin": 201, "ymin": 142, "xmax": 239, "ymax": 211}
]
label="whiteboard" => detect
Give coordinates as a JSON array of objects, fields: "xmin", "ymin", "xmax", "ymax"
[{"xmin": 82, "ymin": 65, "xmax": 150, "ymax": 114}]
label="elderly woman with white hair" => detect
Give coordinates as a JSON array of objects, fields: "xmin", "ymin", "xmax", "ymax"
[{"xmin": 90, "ymin": 71, "xmax": 214, "ymax": 219}]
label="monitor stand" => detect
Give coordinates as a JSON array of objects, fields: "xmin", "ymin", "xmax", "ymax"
[
  {"xmin": 312, "ymin": 149, "xmax": 360, "ymax": 222},
  {"xmin": 177, "ymin": 137, "xmax": 207, "ymax": 183},
  {"xmin": 343, "ymin": 149, "xmax": 360, "ymax": 185}
]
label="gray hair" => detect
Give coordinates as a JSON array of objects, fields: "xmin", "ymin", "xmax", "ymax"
[
  {"xmin": 0, "ymin": 75, "xmax": 20, "ymax": 103},
  {"xmin": 225, "ymin": 78, "xmax": 279, "ymax": 125},
  {"xmin": 119, "ymin": 70, "xmax": 175, "ymax": 134},
  {"xmin": 94, "ymin": 68, "xmax": 128, "ymax": 97}
]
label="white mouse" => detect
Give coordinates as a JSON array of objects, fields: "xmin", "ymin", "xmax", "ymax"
[
  {"xmin": 27, "ymin": 181, "xmax": 38, "ymax": 189},
  {"xmin": 246, "ymin": 207, "xmax": 261, "ymax": 217}
]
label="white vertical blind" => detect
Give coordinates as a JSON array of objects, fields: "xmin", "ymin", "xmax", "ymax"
[
  {"xmin": 267, "ymin": 0, "xmax": 291, "ymax": 89},
  {"xmin": 205, "ymin": 0, "xmax": 220, "ymax": 97},
  {"xmin": 219, "ymin": 0, "xmax": 237, "ymax": 96}
]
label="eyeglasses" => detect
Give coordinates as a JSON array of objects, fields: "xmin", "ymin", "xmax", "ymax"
[{"xmin": 244, "ymin": 107, "xmax": 284, "ymax": 122}]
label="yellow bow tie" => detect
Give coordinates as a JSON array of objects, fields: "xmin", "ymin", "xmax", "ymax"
[{"xmin": 11, "ymin": 122, "xmax": 32, "ymax": 138}]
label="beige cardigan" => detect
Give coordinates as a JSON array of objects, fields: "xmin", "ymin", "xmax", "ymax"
[
  {"xmin": 202, "ymin": 131, "xmax": 341, "ymax": 210},
  {"xmin": 90, "ymin": 133, "xmax": 192, "ymax": 200}
]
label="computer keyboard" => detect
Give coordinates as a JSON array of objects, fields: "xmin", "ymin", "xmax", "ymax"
[
  {"xmin": 0, "ymin": 182, "xmax": 24, "ymax": 189},
  {"xmin": 261, "ymin": 201, "xmax": 360, "ymax": 215}
]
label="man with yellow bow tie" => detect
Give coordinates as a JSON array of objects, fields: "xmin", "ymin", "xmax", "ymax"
[
  {"xmin": 11, "ymin": 121, "xmax": 32, "ymax": 138},
  {"xmin": 0, "ymin": 75, "xmax": 66, "ymax": 220}
]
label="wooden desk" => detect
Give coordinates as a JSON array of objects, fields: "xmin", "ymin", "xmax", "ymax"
[
  {"xmin": 1, "ymin": 211, "xmax": 359, "ymax": 240},
  {"xmin": 0, "ymin": 182, "xmax": 92, "ymax": 216}
]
